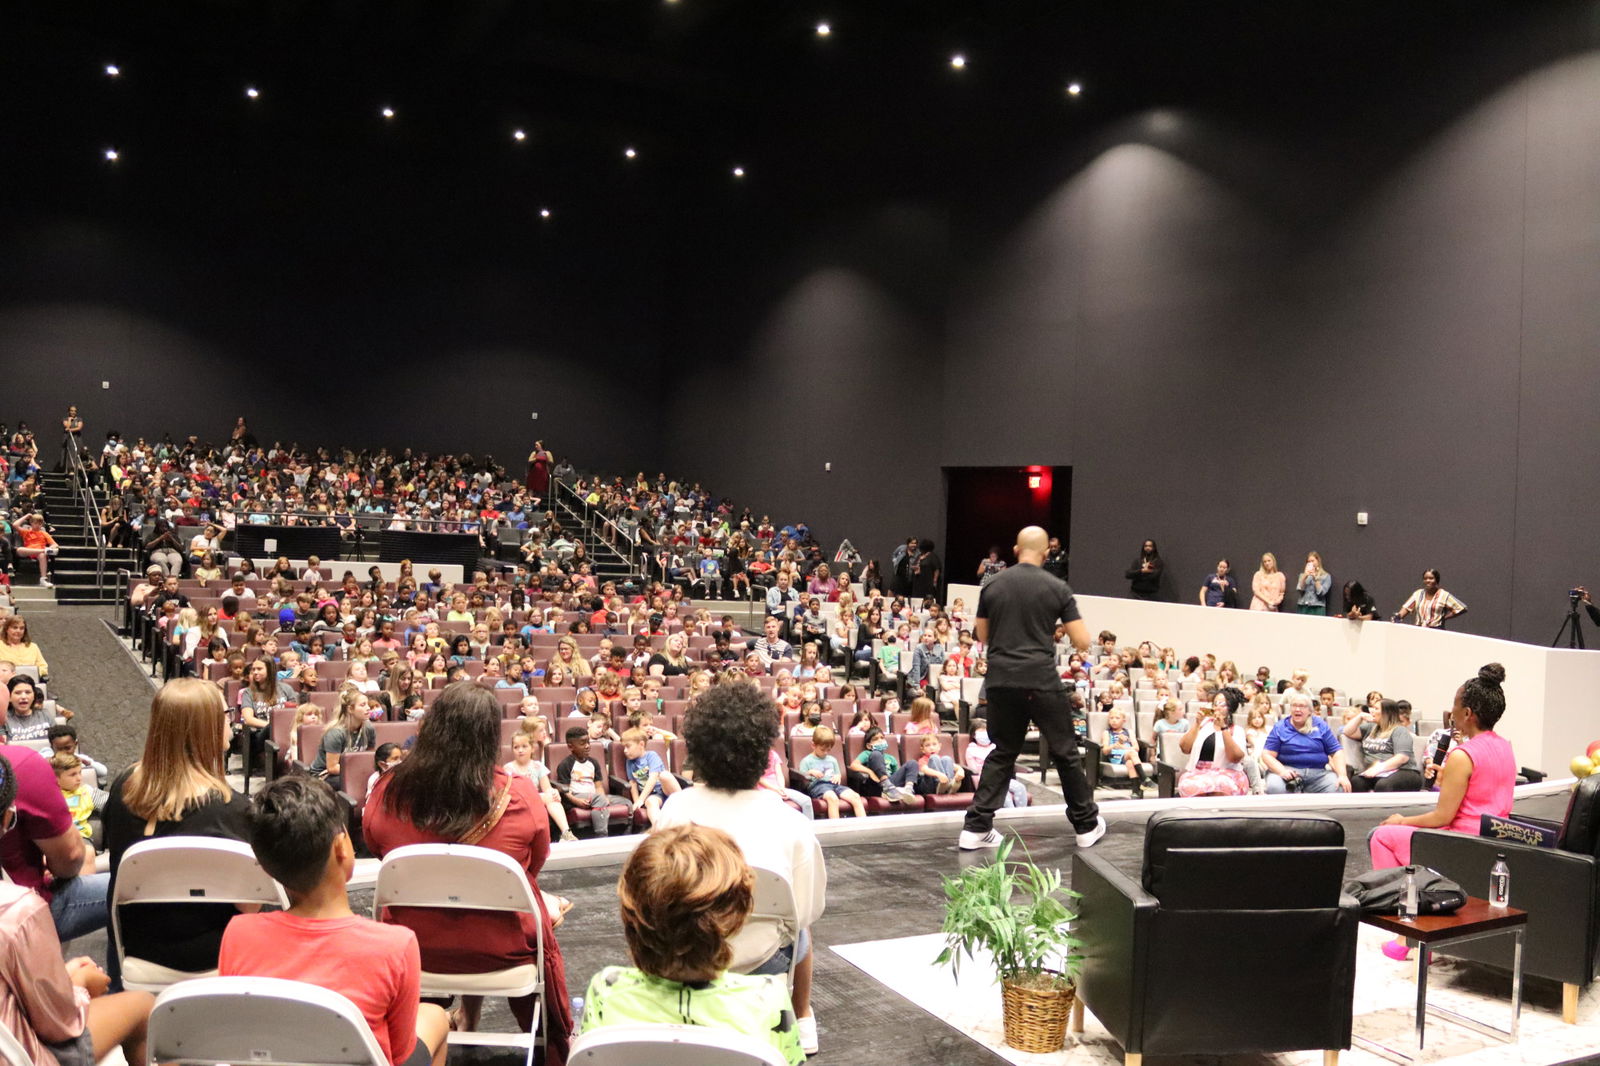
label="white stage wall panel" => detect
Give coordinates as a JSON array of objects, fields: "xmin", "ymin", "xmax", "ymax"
[{"xmin": 946, "ymin": 583, "xmax": 1599, "ymax": 773}]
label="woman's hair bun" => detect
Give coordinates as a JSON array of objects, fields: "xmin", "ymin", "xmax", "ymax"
[{"xmin": 1477, "ymin": 662, "xmax": 1506, "ymax": 687}]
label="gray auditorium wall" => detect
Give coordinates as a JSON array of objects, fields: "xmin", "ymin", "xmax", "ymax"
[
  {"xmin": 0, "ymin": 216, "xmax": 666, "ymax": 475},
  {"xmin": 661, "ymin": 205, "xmax": 951, "ymax": 564},
  {"xmin": 666, "ymin": 14, "xmax": 1600, "ymax": 646}
]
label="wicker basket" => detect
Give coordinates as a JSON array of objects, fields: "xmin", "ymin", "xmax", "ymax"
[{"xmin": 1000, "ymin": 973, "xmax": 1076, "ymax": 1053}]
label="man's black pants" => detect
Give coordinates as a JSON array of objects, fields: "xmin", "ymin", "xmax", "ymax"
[{"xmin": 964, "ymin": 684, "xmax": 1099, "ymax": 835}]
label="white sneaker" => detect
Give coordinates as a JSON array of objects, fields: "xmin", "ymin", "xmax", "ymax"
[
  {"xmin": 796, "ymin": 1013, "xmax": 819, "ymax": 1054},
  {"xmin": 959, "ymin": 828, "xmax": 1004, "ymax": 850},
  {"xmin": 1075, "ymin": 815, "xmax": 1108, "ymax": 848},
  {"xmin": 38, "ymin": 578, "xmax": 52, "ymax": 588}
]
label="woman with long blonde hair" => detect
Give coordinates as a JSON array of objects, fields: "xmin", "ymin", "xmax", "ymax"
[
  {"xmin": 1295, "ymin": 550, "xmax": 1332, "ymax": 615},
  {"xmin": 550, "ymin": 636, "xmax": 593, "ymax": 680},
  {"xmin": 103, "ymin": 678, "xmax": 250, "ymax": 975},
  {"xmin": 1250, "ymin": 552, "xmax": 1285, "ymax": 612}
]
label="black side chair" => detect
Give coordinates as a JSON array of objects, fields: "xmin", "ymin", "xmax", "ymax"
[
  {"xmin": 1411, "ymin": 775, "xmax": 1600, "ymax": 1024},
  {"xmin": 1072, "ymin": 810, "xmax": 1358, "ymax": 1066}
]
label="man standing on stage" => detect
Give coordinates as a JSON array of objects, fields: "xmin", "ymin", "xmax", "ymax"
[{"xmin": 959, "ymin": 525, "xmax": 1106, "ymax": 851}]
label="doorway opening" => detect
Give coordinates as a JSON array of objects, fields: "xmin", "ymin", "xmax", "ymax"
[{"xmin": 943, "ymin": 466, "xmax": 1072, "ymax": 586}]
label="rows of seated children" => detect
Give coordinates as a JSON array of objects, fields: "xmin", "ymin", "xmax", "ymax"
[
  {"xmin": 96, "ymin": 429, "xmax": 818, "ymax": 596},
  {"xmin": 1064, "ymin": 630, "xmax": 1441, "ymax": 799}
]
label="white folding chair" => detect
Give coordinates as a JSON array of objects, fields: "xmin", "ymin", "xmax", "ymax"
[
  {"xmin": 148, "ymin": 976, "xmax": 388, "ymax": 1066},
  {"xmin": 731, "ymin": 866, "xmax": 800, "ymax": 992},
  {"xmin": 112, "ymin": 837, "xmax": 289, "ymax": 991},
  {"xmin": 372, "ymin": 843, "xmax": 543, "ymax": 1059},
  {"xmin": 568, "ymin": 1024, "xmax": 790, "ymax": 1066}
]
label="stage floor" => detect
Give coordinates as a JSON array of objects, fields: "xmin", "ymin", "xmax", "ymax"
[{"xmin": 540, "ymin": 790, "xmax": 1593, "ymax": 1066}]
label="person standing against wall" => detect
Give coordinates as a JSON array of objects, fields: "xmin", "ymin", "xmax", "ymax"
[
  {"xmin": 1042, "ymin": 536, "xmax": 1069, "ymax": 582},
  {"xmin": 1126, "ymin": 540, "xmax": 1163, "ymax": 600},
  {"xmin": 910, "ymin": 541, "xmax": 942, "ymax": 602},
  {"xmin": 1295, "ymin": 551, "xmax": 1332, "ymax": 615},
  {"xmin": 959, "ymin": 526, "xmax": 1104, "ymax": 852},
  {"xmin": 1250, "ymin": 553, "xmax": 1285, "ymax": 611},
  {"xmin": 890, "ymin": 537, "xmax": 917, "ymax": 598},
  {"xmin": 1392, "ymin": 569, "xmax": 1466, "ymax": 628},
  {"xmin": 1198, "ymin": 559, "xmax": 1238, "ymax": 608}
]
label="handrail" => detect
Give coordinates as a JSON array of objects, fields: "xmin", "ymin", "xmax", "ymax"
[
  {"xmin": 550, "ymin": 479, "xmax": 643, "ymax": 577},
  {"xmin": 62, "ymin": 432, "xmax": 108, "ymax": 586},
  {"xmin": 228, "ymin": 508, "xmax": 488, "ymax": 534}
]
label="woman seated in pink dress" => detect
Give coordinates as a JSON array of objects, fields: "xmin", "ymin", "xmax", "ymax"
[{"xmin": 1367, "ymin": 663, "xmax": 1515, "ymax": 956}]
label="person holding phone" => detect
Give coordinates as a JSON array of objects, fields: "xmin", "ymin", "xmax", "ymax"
[
  {"xmin": 1295, "ymin": 551, "xmax": 1332, "ymax": 615},
  {"xmin": 1177, "ymin": 688, "xmax": 1249, "ymax": 796}
]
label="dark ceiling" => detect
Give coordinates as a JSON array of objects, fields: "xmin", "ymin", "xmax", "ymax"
[{"xmin": 0, "ymin": 1, "xmax": 1565, "ymax": 264}]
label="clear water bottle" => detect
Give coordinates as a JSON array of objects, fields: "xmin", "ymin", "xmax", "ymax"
[
  {"xmin": 1490, "ymin": 853, "xmax": 1510, "ymax": 907},
  {"xmin": 1399, "ymin": 865, "xmax": 1419, "ymax": 919}
]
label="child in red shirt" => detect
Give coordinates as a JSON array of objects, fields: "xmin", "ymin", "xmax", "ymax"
[{"xmin": 219, "ymin": 777, "xmax": 448, "ymax": 1066}]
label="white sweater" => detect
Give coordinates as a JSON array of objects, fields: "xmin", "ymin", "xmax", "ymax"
[{"xmin": 657, "ymin": 786, "xmax": 827, "ymax": 971}]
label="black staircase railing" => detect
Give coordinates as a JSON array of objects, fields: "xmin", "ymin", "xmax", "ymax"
[
  {"xmin": 62, "ymin": 434, "xmax": 108, "ymax": 588},
  {"xmin": 550, "ymin": 479, "xmax": 644, "ymax": 580}
]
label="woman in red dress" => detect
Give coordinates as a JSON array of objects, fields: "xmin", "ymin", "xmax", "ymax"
[
  {"xmin": 525, "ymin": 442, "xmax": 552, "ymax": 501},
  {"xmin": 363, "ymin": 683, "xmax": 572, "ymax": 1065}
]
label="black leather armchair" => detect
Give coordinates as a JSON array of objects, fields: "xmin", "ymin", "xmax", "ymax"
[
  {"xmin": 1410, "ymin": 776, "xmax": 1600, "ymax": 1024},
  {"xmin": 1072, "ymin": 811, "xmax": 1359, "ymax": 1066}
]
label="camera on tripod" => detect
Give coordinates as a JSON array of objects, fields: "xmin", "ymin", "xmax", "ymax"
[{"xmin": 1557, "ymin": 587, "xmax": 1591, "ymax": 649}]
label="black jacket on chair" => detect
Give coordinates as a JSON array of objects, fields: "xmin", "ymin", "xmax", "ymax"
[
  {"xmin": 1410, "ymin": 776, "xmax": 1600, "ymax": 997},
  {"xmin": 1073, "ymin": 810, "xmax": 1359, "ymax": 1060}
]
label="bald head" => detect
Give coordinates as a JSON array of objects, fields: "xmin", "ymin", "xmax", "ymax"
[{"xmin": 1016, "ymin": 526, "xmax": 1049, "ymax": 565}]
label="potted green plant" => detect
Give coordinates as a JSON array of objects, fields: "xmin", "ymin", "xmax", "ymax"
[{"xmin": 934, "ymin": 838, "xmax": 1083, "ymax": 1053}]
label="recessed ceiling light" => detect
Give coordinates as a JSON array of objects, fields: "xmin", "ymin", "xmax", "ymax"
[
  {"xmin": 815, "ymin": 22, "xmax": 831, "ymax": 37},
  {"xmin": 539, "ymin": 207, "xmax": 552, "ymax": 219},
  {"xmin": 245, "ymin": 86, "xmax": 260, "ymax": 99},
  {"xmin": 381, "ymin": 106, "xmax": 396, "ymax": 119},
  {"xmin": 624, "ymin": 146, "xmax": 637, "ymax": 159},
  {"xmin": 104, "ymin": 63, "xmax": 120, "ymax": 77},
  {"xmin": 950, "ymin": 53, "xmax": 967, "ymax": 70},
  {"xmin": 103, "ymin": 147, "xmax": 119, "ymax": 162},
  {"xmin": 1066, "ymin": 81, "xmax": 1083, "ymax": 96},
  {"xmin": 512, "ymin": 129, "xmax": 527, "ymax": 142},
  {"xmin": 732, "ymin": 165, "xmax": 746, "ymax": 178}
]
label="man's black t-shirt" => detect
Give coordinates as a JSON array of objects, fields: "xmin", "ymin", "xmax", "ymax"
[{"xmin": 977, "ymin": 563, "xmax": 1080, "ymax": 689}]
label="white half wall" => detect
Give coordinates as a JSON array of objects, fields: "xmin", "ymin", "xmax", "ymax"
[{"xmin": 946, "ymin": 583, "xmax": 1600, "ymax": 774}]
